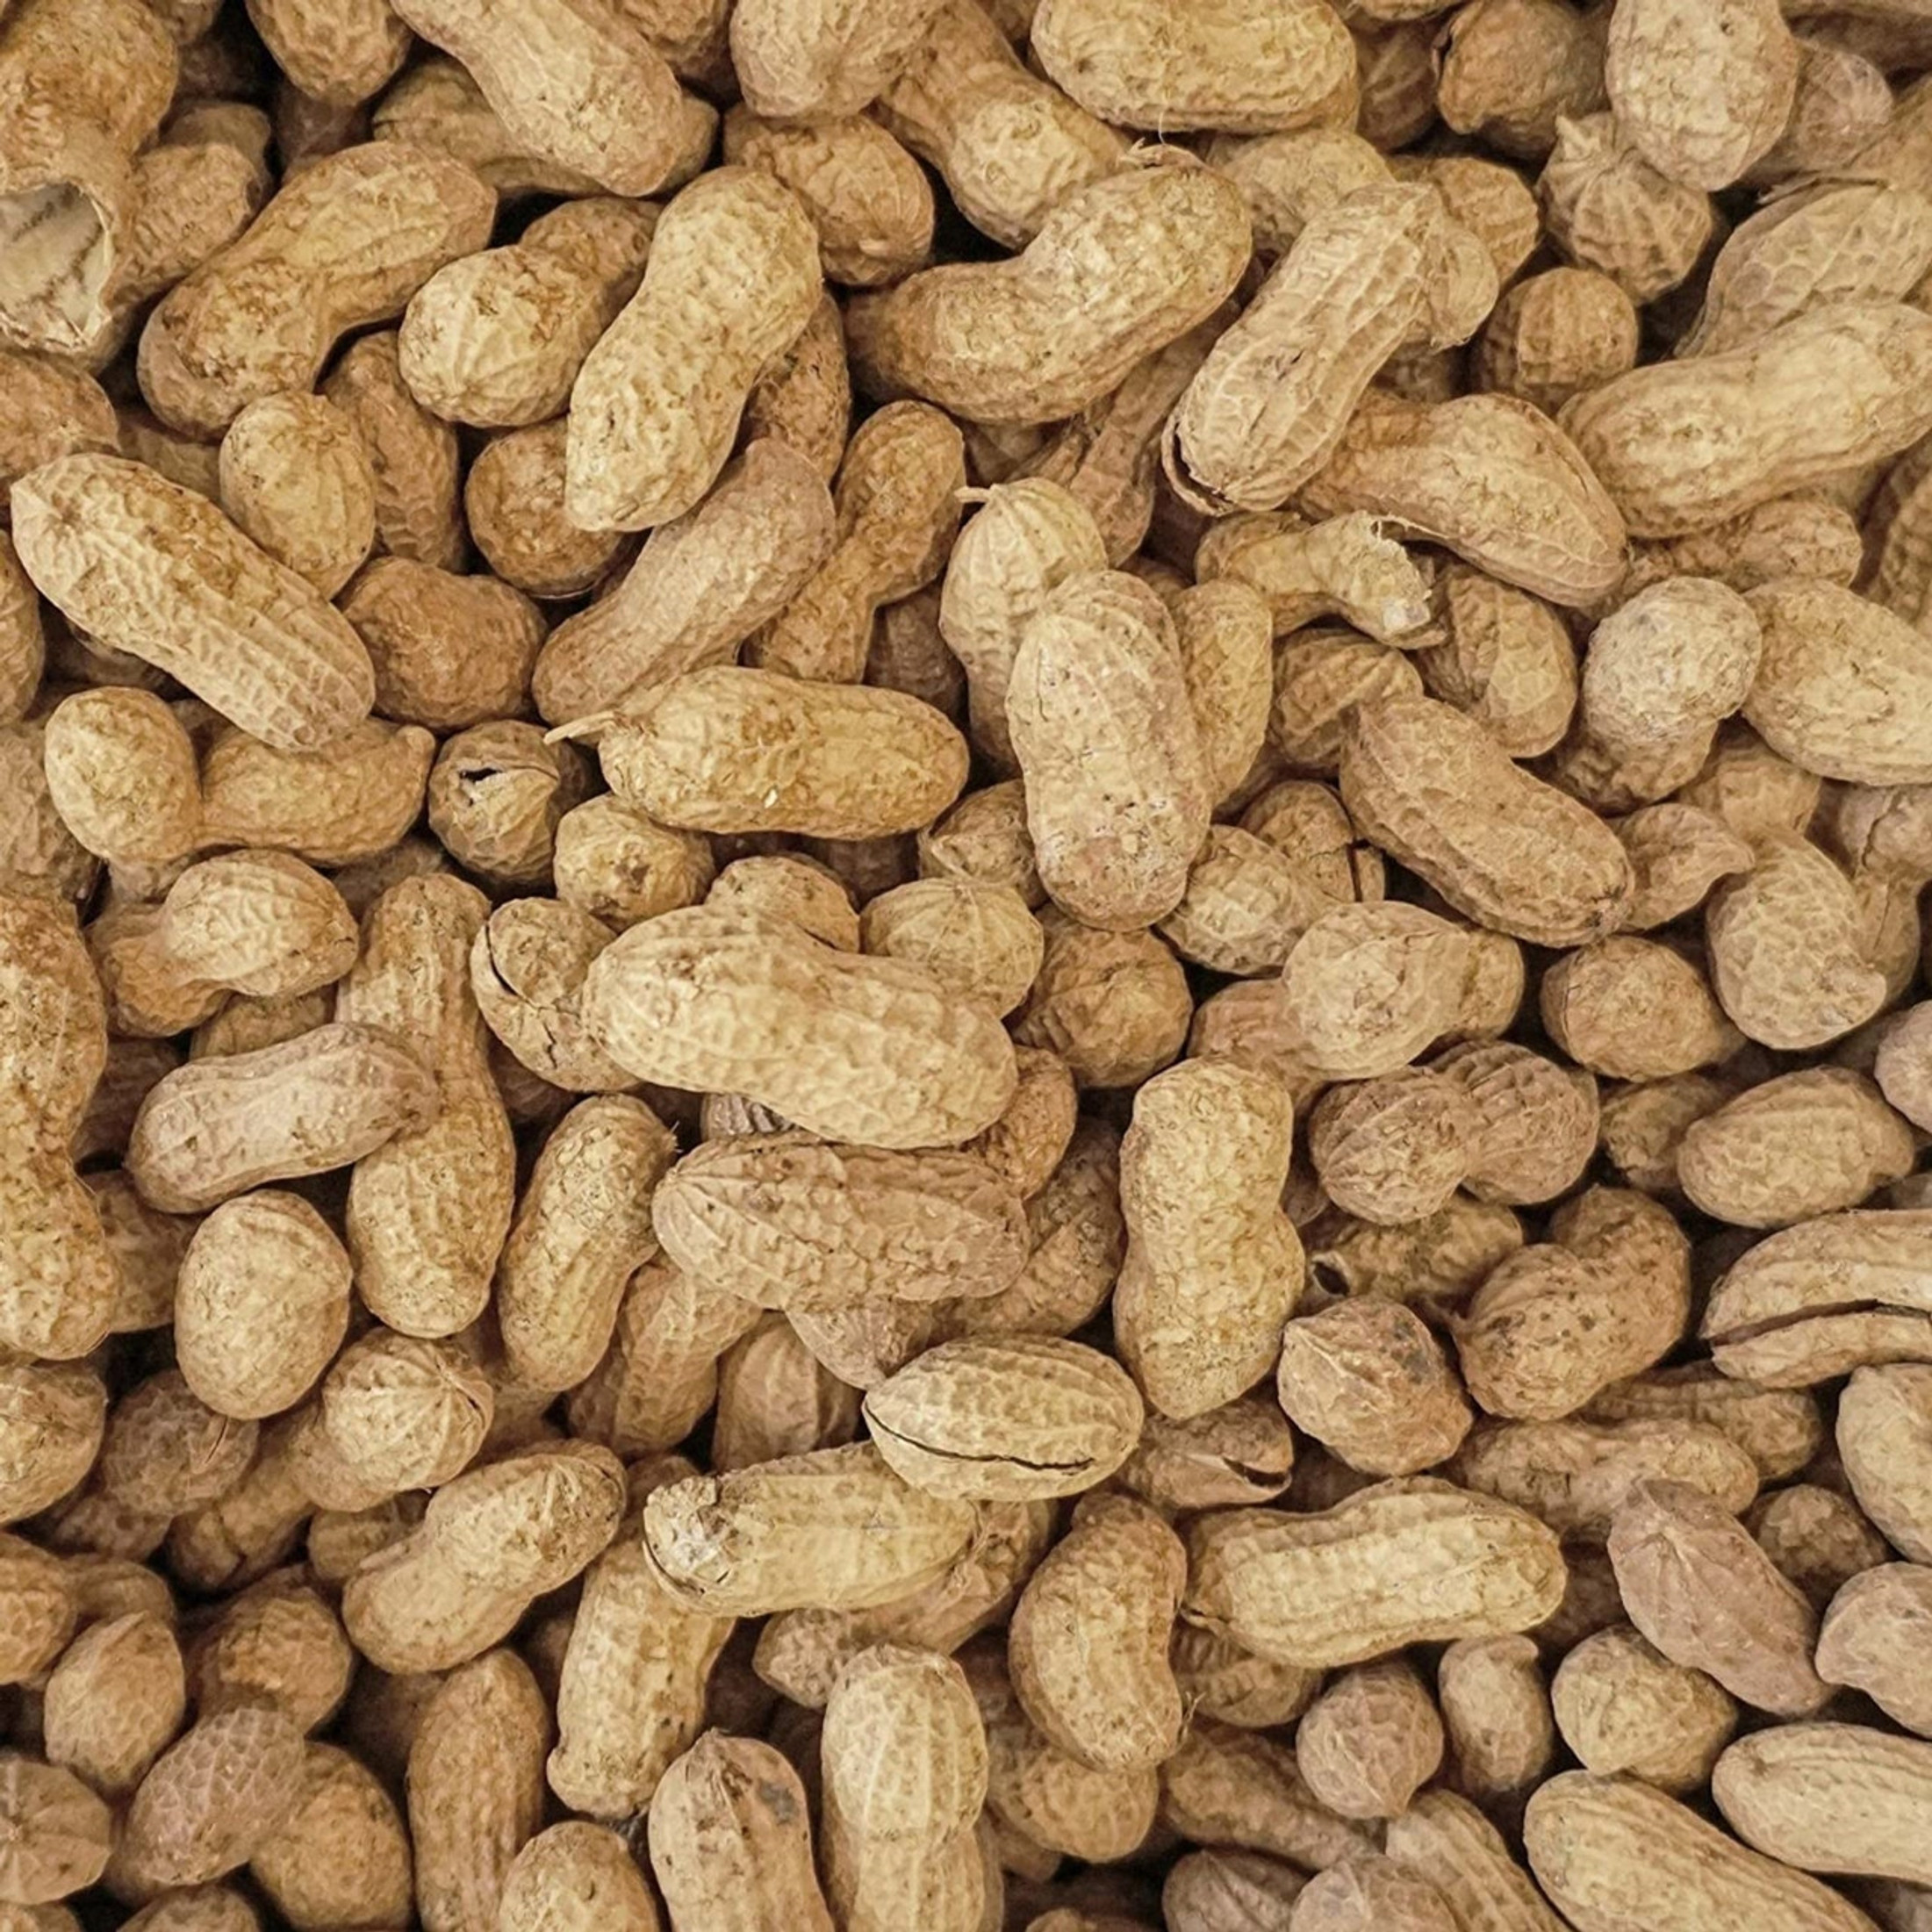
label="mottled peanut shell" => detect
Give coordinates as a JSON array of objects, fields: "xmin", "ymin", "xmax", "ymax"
[
  {"xmin": 139, "ymin": 143, "xmax": 495, "ymax": 439},
  {"xmin": 248, "ymin": 1743, "xmax": 413, "ymax": 1932},
  {"xmin": 337, "ymin": 874, "xmax": 514, "ymax": 1340},
  {"xmin": 1341, "ymin": 697, "xmax": 1633, "ymax": 945},
  {"xmin": 218, "ymin": 392, "xmax": 374, "ymax": 597},
  {"xmin": 13, "ymin": 456, "xmax": 374, "ymax": 752},
  {"xmin": 1700, "ymin": 1210, "xmax": 1932, "ymax": 1388},
  {"xmin": 1713, "ymin": 1723, "xmax": 1932, "ymax": 1888},
  {"xmin": 127, "ymin": 1023, "xmax": 436, "ymax": 1214},
  {"xmin": 423, "ymin": 1440, "xmax": 625, "ymax": 1594},
  {"xmin": 1677, "ymin": 1069, "xmax": 1914, "ymax": 1227},
  {"xmin": 751, "ymin": 401, "xmax": 965, "ymax": 685},
  {"xmin": 1310, "ymin": 1190, "xmax": 1526, "ymax": 1316},
  {"xmin": 427, "ymin": 721, "xmax": 587, "ymax": 887},
  {"xmin": 1296, "ymin": 1662, "xmax": 1445, "ymax": 1821},
  {"xmin": 1455, "ymin": 1417, "xmax": 1759, "ymax": 1540},
  {"xmin": 648, "ymin": 1734, "xmax": 834, "ymax": 1932},
  {"xmin": 1291, "ymin": 1857, "xmax": 1458, "ymax": 1932},
  {"xmin": 1838, "ymin": 1363, "xmax": 1932, "ymax": 1562},
  {"xmin": 406, "ymin": 1649, "xmax": 549, "ymax": 1932},
  {"xmin": 198, "ymin": 719, "xmax": 435, "ymax": 867},
  {"xmin": 1416, "ymin": 565, "xmax": 1578, "ymax": 761},
  {"xmin": 920, "ymin": 779, "xmax": 1043, "ymax": 903},
  {"xmin": 1114, "ymin": 1058, "xmax": 1300, "ymax": 1419},
  {"xmin": 859, "ymin": 880, "xmax": 1042, "ymax": 1016},
  {"xmin": 1009, "ymin": 1496, "xmax": 1183, "ymax": 1773},
  {"xmin": 321, "ymin": 329, "xmax": 465, "ymax": 571},
  {"xmin": 388, "ymin": 0, "xmax": 700, "ymax": 197},
  {"xmin": 1277, "ymin": 1300, "xmax": 1472, "ymax": 1476},
  {"xmin": 549, "ymin": 1472, "xmax": 732, "ymax": 1817},
  {"xmin": 566, "ymin": 1256, "xmax": 759, "ymax": 1456},
  {"xmin": 42, "ymin": 1612, "xmax": 183, "ymax": 1799},
  {"xmin": 341, "ymin": 557, "xmax": 545, "ymax": 729},
  {"xmin": 864, "ymin": 1337, "xmax": 1143, "ymax": 1502},
  {"xmin": 1158, "ymin": 1720, "xmax": 1376, "ymax": 1871},
  {"xmin": 1706, "ymin": 839, "xmax": 1887, "ymax": 1051},
  {"xmin": 643, "ymin": 1441, "xmax": 978, "ymax": 1615},
  {"xmin": 41, "ymin": 687, "xmax": 201, "ymax": 870},
  {"xmin": 1525, "ymin": 1771, "xmax": 1876, "ymax": 1932},
  {"xmin": 466, "ymin": 420, "xmax": 629, "ymax": 600},
  {"xmin": 470, "ymin": 897, "xmax": 636, "ymax": 1093},
  {"xmin": 655, "ymin": 1132, "xmax": 1027, "ymax": 1313},
  {"xmin": 553, "ymin": 796, "xmax": 714, "ymax": 930},
  {"xmin": 1745, "ymin": 578, "xmax": 1932, "ymax": 786},
  {"xmin": 586, "ymin": 906, "xmax": 1016, "ymax": 1150},
  {"xmin": 174, "ymin": 1192, "xmax": 350, "ymax": 1420},
  {"xmin": 1007, "ymin": 570, "xmax": 1211, "ymax": 931},
  {"xmin": 874, "ymin": 0, "xmax": 1125, "ymax": 250},
  {"xmin": 1303, "ymin": 391, "xmax": 1627, "ymax": 609},
  {"xmin": 1605, "ymin": 0, "xmax": 1797, "ymax": 189},
  {"xmin": 1581, "ymin": 577, "xmax": 1760, "ymax": 752},
  {"xmin": 1167, "ymin": 188, "xmax": 1446, "ymax": 517},
  {"xmin": 725, "ymin": 110, "xmax": 932, "ymax": 288},
  {"xmin": 1552, "ymin": 1624, "xmax": 1737, "ymax": 1792},
  {"xmin": 846, "ymin": 157, "xmax": 1251, "ymax": 427},
  {"xmin": 1540, "ymin": 937, "xmax": 1741, "ymax": 1081},
  {"xmin": 0, "ymin": 1361, "xmax": 104, "ymax": 1524},
  {"xmin": 941, "ymin": 478, "xmax": 1107, "ymax": 770},
  {"xmin": 496, "ymin": 1095, "xmax": 672, "ymax": 1393},
  {"xmin": 1607, "ymin": 1479, "xmax": 1828, "ymax": 1716},
  {"xmin": 397, "ymin": 202, "xmax": 655, "ymax": 431},
  {"xmin": 1612, "ymin": 803, "xmax": 1753, "ymax": 930},
  {"xmin": 1032, "ymin": 0, "xmax": 1351, "ymax": 133},
  {"xmin": 1183, "ymin": 1481, "xmax": 1567, "ymax": 1667},
  {"xmin": 1160, "ymin": 826, "xmax": 1335, "ymax": 978},
  {"xmin": 1562, "ymin": 304, "xmax": 1932, "ymax": 539},
  {"xmin": 1539, "ymin": 112, "xmax": 1715, "ymax": 304},
  {"xmin": 600, "ymin": 665, "xmax": 966, "ymax": 841},
  {"xmin": 1307, "ymin": 1070, "xmax": 1476, "ymax": 1226},
  {"xmin": 120, "ymin": 1706, "xmax": 305, "ymax": 1891},
  {"xmin": 1281, "ymin": 901, "xmax": 1469, "ymax": 1079},
  {"xmin": 1817, "ymin": 1564, "xmax": 1932, "ymax": 1737},
  {"xmin": 0, "ymin": 1755, "xmax": 113, "ymax": 1905},
  {"xmin": 1476, "ymin": 269, "xmax": 1638, "ymax": 414},
  {"xmin": 566, "ymin": 169, "xmax": 821, "ymax": 533},
  {"xmin": 497, "ymin": 1821, "xmax": 660, "ymax": 1932}
]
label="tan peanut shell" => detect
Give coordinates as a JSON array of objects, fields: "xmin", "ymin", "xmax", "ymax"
[
  {"xmin": 1032, "ymin": 0, "xmax": 1351, "ymax": 134},
  {"xmin": 1296, "ymin": 1660, "xmax": 1445, "ymax": 1820},
  {"xmin": 1340, "ymin": 695, "xmax": 1634, "ymax": 945},
  {"xmin": 1817, "ymin": 1563, "xmax": 1932, "ymax": 1737},
  {"xmin": 498, "ymin": 1821, "xmax": 661, "ymax": 1932},
  {"xmin": 1159, "ymin": 1720, "xmax": 1376, "ymax": 1872},
  {"xmin": 1007, "ymin": 570, "xmax": 1211, "ymax": 931},
  {"xmin": 1302, "ymin": 391, "xmax": 1627, "ymax": 608},
  {"xmin": 599, "ymin": 664, "xmax": 965, "ymax": 841},
  {"xmin": 1183, "ymin": 1480, "xmax": 1567, "ymax": 1667},
  {"xmin": 565, "ymin": 168, "xmax": 821, "ymax": 533},
  {"xmin": 1276, "ymin": 1301, "xmax": 1472, "ymax": 1476},
  {"xmin": 1385, "ymin": 1789, "xmax": 1570, "ymax": 1932},
  {"xmin": 874, "ymin": 0, "xmax": 1125, "ymax": 250},
  {"xmin": 337, "ymin": 874, "xmax": 514, "ymax": 1339},
  {"xmin": 1604, "ymin": 0, "xmax": 1798, "ymax": 190},
  {"xmin": 847, "ymin": 157, "xmax": 1251, "ymax": 427},
  {"xmin": 1114, "ymin": 1058, "xmax": 1300, "ymax": 1419},
  {"xmin": 643, "ymin": 1441, "xmax": 978, "ymax": 1614},
  {"xmin": 406, "ymin": 1649, "xmax": 549, "ymax": 1932},
  {"xmin": 1562, "ymin": 305, "xmax": 1932, "ymax": 538},
  {"xmin": 139, "ymin": 142, "xmax": 495, "ymax": 438},
  {"xmin": 654, "ymin": 1132, "xmax": 1027, "ymax": 1312},
  {"xmin": 648, "ymin": 1733, "xmax": 835, "ymax": 1932},
  {"xmin": 1524, "ymin": 1770, "xmax": 1878, "ymax": 1932},
  {"xmin": 863, "ymin": 1336, "xmax": 1143, "ymax": 1501},
  {"xmin": 218, "ymin": 391, "xmax": 374, "ymax": 597},
  {"xmin": 126, "ymin": 1021, "xmax": 437, "ymax": 1213},
  {"xmin": 1712, "ymin": 1723, "xmax": 1932, "ymax": 1886},
  {"xmin": 1552, "ymin": 1624, "xmax": 1738, "ymax": 1792},
  {"xmin": 1607, "ymin": 1478, "xmax": 1828, "ymax": 1716},
  {"xmin": 390, "ymin": 0, "xmax": 704, "ymax": 198},
  {"xmin": 13, "ymin": 455, "xmax": 374, "ymax": 752},
  {"xmin": 585, "ymin": 906, "xmax": 1016, "ymax": 1150}
]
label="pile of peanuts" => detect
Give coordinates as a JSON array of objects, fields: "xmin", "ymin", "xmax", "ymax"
[{"xmin": 7, "ymin": 0, "xmax": 1932, "ymax": 1927}]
